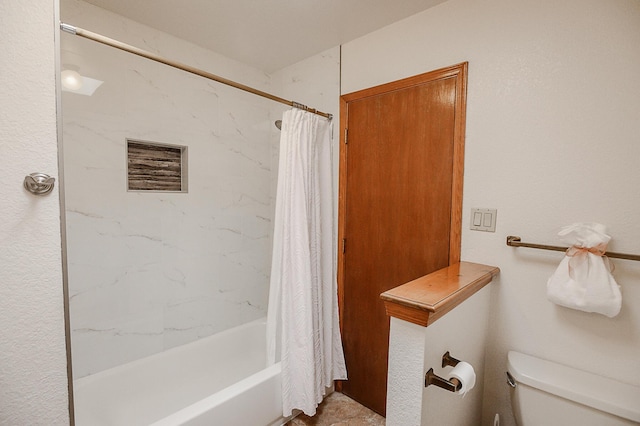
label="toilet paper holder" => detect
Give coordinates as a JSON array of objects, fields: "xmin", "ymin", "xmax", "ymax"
[
  {"xmin": 425, "ymin": 351, "xmax": 462, "ymax": 392},
  {"xmin": 442, "ymin": 351, "xmax": 460, "ymax": 368}
]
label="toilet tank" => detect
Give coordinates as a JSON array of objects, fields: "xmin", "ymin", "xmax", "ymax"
[{"xmin": 507, "ymin": 351, "xmax": 640, "ymax": 426}]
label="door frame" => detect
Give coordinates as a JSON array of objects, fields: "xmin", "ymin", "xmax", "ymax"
[{"xmin": 337, "ymin": 61, "xmax": 468, "ymax": 348}]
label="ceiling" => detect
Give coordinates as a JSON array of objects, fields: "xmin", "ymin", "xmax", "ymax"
[{"xmin": 82, "ymin": 0, "xmax": 448, "ymax": 73}]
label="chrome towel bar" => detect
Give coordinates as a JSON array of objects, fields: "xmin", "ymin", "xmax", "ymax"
[{"xmin": 506, "ymin": 236, "xmax": 640, "ymax": 262}]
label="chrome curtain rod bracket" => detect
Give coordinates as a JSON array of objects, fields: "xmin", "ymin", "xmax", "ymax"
[
  {"xmin": 60, "ymin": 23, "xmax": 77, "ymax": 35},
  {"xmin": 24, "ymin": 173, "xmax": 55, "ymax": 195},
  {"xmin": 59, "ymin": 22, "xmax": 333, "ymax": 120},
  {"xmin": 506, "ymin": 235, "xmax": 640, "ymax": 262}
]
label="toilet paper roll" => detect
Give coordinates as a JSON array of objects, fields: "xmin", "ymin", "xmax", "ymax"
[{"xmin": 449, "ymin": 361, "xmax": 476, "ymax": 396}]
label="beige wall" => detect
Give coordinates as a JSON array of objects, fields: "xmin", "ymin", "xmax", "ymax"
[
  {"xmin": 0, "ymin": 1, "xmax": 70, "ymax": 425},
  {"xmin": 342, "ymin": 0, "xmax": 640, "ymax": 424}
]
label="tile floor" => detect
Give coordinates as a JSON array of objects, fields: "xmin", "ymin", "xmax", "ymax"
[{"xmin": 286, "ymin": 392, "xmax": 385, "ymax": 426}]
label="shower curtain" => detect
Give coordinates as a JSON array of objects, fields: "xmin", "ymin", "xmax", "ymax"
[{"xmin": 266, "ymin": 108, "xmax": 347, "ymax": 417}]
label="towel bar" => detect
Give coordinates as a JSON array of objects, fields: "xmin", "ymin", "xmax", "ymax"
[{"xmin": 506, "ymin": 236, "xmax": 640, "ymax": 262}]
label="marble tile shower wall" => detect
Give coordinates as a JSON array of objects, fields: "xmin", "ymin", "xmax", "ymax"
[{"xmin": 62, "ymin": 0, "xmax": 275, "ymax": 379}]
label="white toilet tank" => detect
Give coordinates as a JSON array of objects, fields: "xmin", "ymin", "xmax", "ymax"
[{"xmin": 507, "ymin": 351, "xmax": 640, "ymax": 426}]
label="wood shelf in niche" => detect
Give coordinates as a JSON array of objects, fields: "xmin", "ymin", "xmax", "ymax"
[
  {"xmin": 380, "ymin": 261, "xmax": 499, "ymax": 327},
  {"xmin": 127, "ymin": 139, "xmax": 187, "ymax": 192}
]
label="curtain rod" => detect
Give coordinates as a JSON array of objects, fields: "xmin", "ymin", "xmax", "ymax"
[{"xmin": 59, "ymin": 23, "xmax": 332, "ymax": 120}]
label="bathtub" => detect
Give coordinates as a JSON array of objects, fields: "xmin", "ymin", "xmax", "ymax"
[{"xmin": 73, "ymin": 318, "xmax": 289, "ymax": 426}]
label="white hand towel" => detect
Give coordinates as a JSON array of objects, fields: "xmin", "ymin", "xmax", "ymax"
[{"xmin": 547, "ymin": 223, "xmax": 621, "ymax": 318}]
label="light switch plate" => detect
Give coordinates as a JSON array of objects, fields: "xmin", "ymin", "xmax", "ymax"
[{"xmin": 470, "ymin": 208, "xmax": 497, "ymax": 232}]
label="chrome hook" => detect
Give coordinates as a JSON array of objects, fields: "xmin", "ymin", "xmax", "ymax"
[{"xmin": 24, "ymin": 173, "xmax": 55, "ymax": 195}]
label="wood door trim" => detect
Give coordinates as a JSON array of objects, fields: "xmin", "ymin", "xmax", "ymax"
[
  {"xmin": 337, "ymin": 62, "xmax": 468, "ymax": 319},
  {"xmin": 338, "ymin": 95, "xmax": 348, "ymax": 339},
  {"xmin": 341, "ymin": 62, "xmax": 467, "ymax": 104},
  {"xmin": 449, "ymin": 62, "xmax": 468, "ymax": 265}
]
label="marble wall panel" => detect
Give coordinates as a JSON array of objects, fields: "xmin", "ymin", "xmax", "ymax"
[{"xmin": 62, "ymin": 0, "xmax": 274, "ymax": 378}]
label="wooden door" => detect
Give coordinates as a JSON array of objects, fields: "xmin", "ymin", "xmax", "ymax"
[{"xmin": 338, "ymin": 63, "xmax": 467, "ymax": 416}]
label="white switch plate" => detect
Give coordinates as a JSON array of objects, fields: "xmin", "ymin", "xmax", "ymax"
[{"xmin": 470, "ymin": 208, "xmax": 497, "ymax": 232}]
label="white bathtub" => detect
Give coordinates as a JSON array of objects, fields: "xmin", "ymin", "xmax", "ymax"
[{"xmin": 73, "ymin": 318, "xmax": 289, "ymax": 426}]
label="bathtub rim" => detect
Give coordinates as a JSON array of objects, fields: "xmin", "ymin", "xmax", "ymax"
[{"xmin": 73, "ymin": 317, "xmax": 268, "ymax": 389}]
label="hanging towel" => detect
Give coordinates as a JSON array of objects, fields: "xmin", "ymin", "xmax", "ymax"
[
  {"xmin": 266, "ymin": 108, "xmax": 347, "ymax": 417},
  {"xmin": 547, "ymin": 223, "xmax": 621, "ymax": 317}
]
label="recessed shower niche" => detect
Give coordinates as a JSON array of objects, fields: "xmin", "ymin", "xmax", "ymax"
[{"xmin": 127, "ymin": 139, "xmax": 187, "ymax": 192}]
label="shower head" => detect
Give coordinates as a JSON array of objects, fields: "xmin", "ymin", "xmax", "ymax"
[{"xmin": 275, "ymin": 120, "xmax": 282, "ymax": 130}]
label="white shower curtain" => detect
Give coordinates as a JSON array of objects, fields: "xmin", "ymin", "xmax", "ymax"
[{"xmin": 266, "ymin": 108, "xmax": 347, "ymax": 417}]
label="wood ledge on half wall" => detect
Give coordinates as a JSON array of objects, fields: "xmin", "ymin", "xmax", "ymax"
[{"xmin": 380, "ymin": 261, "xmax": 500, "ymax": 327}]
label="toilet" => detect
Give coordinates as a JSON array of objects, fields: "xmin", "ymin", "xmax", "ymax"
[{"xmin": 507, "ymin": 351, "xmax": 640, "ymax": 425}]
